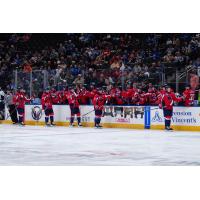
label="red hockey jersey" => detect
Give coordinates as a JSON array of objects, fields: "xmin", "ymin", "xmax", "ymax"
[
  {"xmin": 50, "ymin": 89, "xmax": 61, "ymax": 104},
  {"xmin": 41, "ymin": 92, "xmax": 53, "ymax": 109},
  {"xmin": 78, "ymin": 89, "xmax": 90, "ymax": 105},
  {"xmin": 183, "ymin": 89, "xmax": 195, "ymax": 106},
  {"xmin": 147, "ymin": 90, "xmax": 159, "ymax": 105},
  {"xmin": 157, "ymin": 89, "xmax": 166, "ymax": 104},
  {"xmin": 160, "ymin": 92, "xmax": 182, "ymax": 110},
  {"xmin": 89, "ymin": 89, "xmax": 97, "ymax": 99},
  {"xmin": 67, "ymin": 92, "xmax": 80, "ymax": 108},
  {"xmin": 132, "ymin": 91, "xmax": 147, "ymax": 105},
  {"xmin": 13, "ymin": 92, "xmax": 30, "ymax": 109},
  {"xmin": 92, "ymin": 94, "xmax": 107, "ymax": 110}
]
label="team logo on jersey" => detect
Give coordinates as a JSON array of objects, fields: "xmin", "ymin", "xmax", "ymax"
[
  {"xmin": 152, "ymin": 111, "xmax": 163, "ymax": 122},
  {"xmin": 31, "ymin": 106, "xmax": 42, "ymax": 121}
]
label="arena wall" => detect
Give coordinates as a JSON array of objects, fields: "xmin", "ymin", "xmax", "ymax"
[{"xmin": 3, "ymin": 105, "xmax": 200, "ymax": 131}]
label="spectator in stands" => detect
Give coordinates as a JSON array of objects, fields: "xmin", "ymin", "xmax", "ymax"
[
  {"xmin": 0, "ymin": 33, "xmax": 200, "ymax": 105},
  {"xmin": 190, "ymin": 72, "xmax": 199, "ymax": 91},
  {"xmin": 23, "ymin": 62, "xmax": 32, "ymax": 73},
  {"xmin": 70, "ymin": 63, "xmax": 81, "ymax": 77},
  {"xmin": 73, "ymin": 74, "xmax": 85, "ymax": 85}
]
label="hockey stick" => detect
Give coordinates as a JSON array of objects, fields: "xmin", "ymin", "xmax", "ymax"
[
  {"xmin": 81, "ymin": 96, "xmax": 108, "ymax": 118},
  {"xmin": 81, "ymin": 97, "xmax": 108, "ymax": 118},
  {"xmin": 82, "ymin": 109, "xmax": 94, "ymax": 117}
]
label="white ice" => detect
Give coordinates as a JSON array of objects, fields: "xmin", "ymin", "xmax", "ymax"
[{"xmin": 0, "ymin": 124, "xmax": 200, "ymax": 165}]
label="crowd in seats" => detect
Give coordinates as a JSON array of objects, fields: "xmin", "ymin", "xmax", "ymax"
[{"xmin": 0, "ymin": 33, "xmax": 200, "ymax": 104}]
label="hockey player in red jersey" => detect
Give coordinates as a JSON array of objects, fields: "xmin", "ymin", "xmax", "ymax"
[
  {"xmin": 121, "ymin": 88, "xmax": 130, "ymax": 104},
  {"xmin": 105, "ymin": 86, "xmax": 122, "ymax": 116},
  {"xmin": 182, "ymin": 85, "xmax": 195, "ymax": 106},
  {"xmin": 50, "ymin": 87, "xmax": 62, "ymax": 104},
  {"xmin": 62, "ymin": 86, "xmax": 70, "ymax": 104},
  {"xmin": 109, "ymin": 86, "xmax": 117, "ymax": 105},
  {"xmin": 67, "ymin": 88, "xmax": 82, "ymax": 127},
  {"xmin": 13, "ymin": 87, "xmax": 31, "ymax": 125},
  {"xmin": 131, "ymin": 88, "xmax": 147, "ymax": 105},
  {"xmin": 88, "ymin": 85, "xmax": 97, "ymax": 100},
  {"xmin": 138, "ymin": 89, "xmax": 147, "ymax": 105},
  {"xmin": 78, "ymin": 86, "xmax": 90, "ymax": 105},
  {"xmin": 92, "ymin": 89, "xmax": 108, "ymax": 128},
  {"xmin": 159, "ymin": 85, "xmax": 183, "ymax": 131},
  {"xmin": 120, "ymin": 84, "xmax": 133, "ymax": 105},
  {"xmin": 147, "ymin": 87, "xmax": 159, "ymax": 105},
  {"xmin": 126, "ymin": 84, "xmax": 134, "ymax": 104},
  {"xmin": 41, "ymin": 87, "xmax": 55, "ymax": 126},
  {"xmin": 115, "ymin": 86, "xmax": 124, "ymax": 105},
  {"xmin": 57, "ymin": 90, "xmax": 64, "ymax": 104},
  {"xmin": 157, "ymin": 85, "xmax": 167, "ymax": 104},
  {"xmin": 105, "ymin": 86, "xmax": 119, "ymax": 104}
]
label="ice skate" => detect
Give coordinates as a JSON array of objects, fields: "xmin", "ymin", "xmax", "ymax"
[
  {"xmin": 95, "ymin": 124, "xmax": 103, "ymax": 129},
  {"xmin": 45, "ymin": 123, "xmax": 51, "ymax": 127},
  {"xmin": 78, "ymin": 123, "xmax": 83, "ymax": 127},
  {"xmin": 50, "ymin": 123, "xmax": 56, "ymax": 127},
  {"xmin": 19, "ymin": 122, "xmax": 26, "ymax": 126},
  {"xmin": 165, "ymin": 126, "xmax": 173, "ymax": 131},
  {"xmin": 69, "ymin": 123, "xmax": 75, "ymax": 128}
]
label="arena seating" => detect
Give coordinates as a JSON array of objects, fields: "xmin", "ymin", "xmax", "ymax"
[{"xmin": 0, "ymin": 34, "xmax": 200, "ymax": 100}]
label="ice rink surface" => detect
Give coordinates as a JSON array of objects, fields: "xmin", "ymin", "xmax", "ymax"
[{"xmin": 0, "ymin": 124, "xmax": 200, "ymax": 166}]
